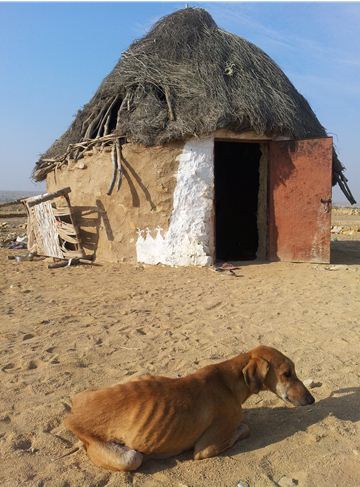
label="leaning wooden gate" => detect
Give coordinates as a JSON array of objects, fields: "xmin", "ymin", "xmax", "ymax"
[{"xmin": 22, "ymin": 187, "xmax": 85, "ymax": 259}]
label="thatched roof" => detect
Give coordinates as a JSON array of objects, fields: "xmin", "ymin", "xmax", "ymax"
[{"xmin": 33, "ymin": 8, "xmax": 355, "ymax": 203}]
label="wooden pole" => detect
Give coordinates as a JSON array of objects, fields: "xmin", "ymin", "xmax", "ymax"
[{"xmin": 24, "ymin": 187, "xmax": 72, "ymax": 208}]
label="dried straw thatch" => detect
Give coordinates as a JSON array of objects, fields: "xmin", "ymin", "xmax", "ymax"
[{"xmin": 33, "ymin": 8, "xmax": 355, "ymax": 203}]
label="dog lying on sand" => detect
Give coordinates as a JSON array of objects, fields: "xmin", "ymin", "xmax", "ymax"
[{"xmin": 64, "ymin": 345, "xmax": 314, "ymax": 471}]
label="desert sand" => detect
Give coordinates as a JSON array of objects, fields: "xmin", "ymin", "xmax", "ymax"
[{"xmin": 1, "ymin": 209, "xmax": 360, "ymax": 487}]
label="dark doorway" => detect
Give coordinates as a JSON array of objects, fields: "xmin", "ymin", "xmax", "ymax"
[{"xmin": 215, "ymin": 141, "xmax": 261, "ymax": 261}]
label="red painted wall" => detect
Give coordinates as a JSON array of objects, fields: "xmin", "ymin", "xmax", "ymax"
[{"xmin": 268, "ymin": 138, "xmax": 333, "ymax": 263}]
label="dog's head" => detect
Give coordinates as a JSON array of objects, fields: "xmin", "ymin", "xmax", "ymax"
[{"xmin": 242, "ymin": 346, "xmax": 315, "ymax": 406}]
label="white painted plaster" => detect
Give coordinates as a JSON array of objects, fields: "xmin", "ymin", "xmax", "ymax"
[{"xmin": 136, "ymin": 137, "xmax": 214, "ymax": 266}]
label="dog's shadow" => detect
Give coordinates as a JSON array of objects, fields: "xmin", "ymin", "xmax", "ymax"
[
  {"xmin": 140, "ymin": 387, "xmax": 360, "ymax": 473},
  {"xmin": 229, "ymin": 387, "xmax": 360, "ymax": 455}
]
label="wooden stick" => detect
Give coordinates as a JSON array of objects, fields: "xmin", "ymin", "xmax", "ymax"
[
  {"xmin": 84, "ymin": 103, "xmax": 110, "ymax": 139},
  {"xmin": 23, "ymin": 187, "xmax": 71, "ymax": 207},
  {"xmin": 116, "ymin": 139, "xmax": 123, "ymax": 191},
  {"xmin": 48, "ymin": 260, "xmax": 70, "ymax": 269},
  {"xmin": 78, "ymin": 258, "xmax": 99, "ymax": 265},
  {"xmin": 115, "ymin": 94, "xmax": 128, "ymax": 133},
  {"xmin": 107, "ymin": 144, "xmax": 118, "ymax": 195},
  {"xmin": 81, "ymin": 112, "xmax": 95, "ymax": 137},
  {"xmin": 103, "ymin": 115, "xmax": 111, "ymax": 136},
  {"xmin": 337, "ymin": 176, "xmax": 356, "ymax": 205},
  {"xmin": 48, "ymin": 257, "xmax": 98, "ymax": 269},
  {"xmin": 164, "ymin": 86, "xmax": 175, "ymax": 121},
  {"xmin": 115, "ymin": 106, "xmax": 123, "ymax": 133},
  {"xmin": 95, "ymin": 115, "xmax": 107, "ymax": 139},
  {"xmin": 103, "ymin": 95, "xmax": 120, "ymax": 136},
  {"xmin": 95, "ymin": 97, "xmax": 118, "ymax": 139},
  {"xmin": 34, "ymin": 135, "xmax": 127, "ymax": 180}
]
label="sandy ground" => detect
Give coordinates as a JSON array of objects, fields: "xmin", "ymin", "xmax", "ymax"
[{"xmin": 1, "ymin": 210, "xmax": 360, "ymax": 487}]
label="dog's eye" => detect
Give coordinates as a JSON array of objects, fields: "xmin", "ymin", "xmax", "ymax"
[{"xmin": 283, "ymin": 370, "xmax": 292, "ymax": 378}]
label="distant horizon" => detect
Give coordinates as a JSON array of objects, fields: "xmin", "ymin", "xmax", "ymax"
[{"xmin": 0, "ymin": 185, "xmax": 45, "ymax": 194}]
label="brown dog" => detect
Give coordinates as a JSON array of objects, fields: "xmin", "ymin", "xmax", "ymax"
[{"xmin": 64, "ymin": 345, "xmax": 314, "ymax": 471}]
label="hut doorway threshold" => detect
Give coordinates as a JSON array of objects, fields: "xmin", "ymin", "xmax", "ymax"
[{"xmin": 214, "ymin": 141, "xmax": 262, "ymax": 262}]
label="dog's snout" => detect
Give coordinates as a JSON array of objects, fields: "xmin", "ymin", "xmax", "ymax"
[
  {"xmin": 286, "ymin": 381, "xmax": 316, "ymax": 406},
  {"xmin": 296, "ymin": 385, "xmax": 315, "ymax": 406}
]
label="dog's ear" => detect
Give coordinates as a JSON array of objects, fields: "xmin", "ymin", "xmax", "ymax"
[{"xmin": 243, "ymin": 358, "xmax": 270, "ymax": 394}]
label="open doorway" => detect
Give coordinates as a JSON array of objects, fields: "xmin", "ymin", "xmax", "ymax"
[{"xmin": 215, "ymin": 141, "xmax": 261, "ymax": 261}]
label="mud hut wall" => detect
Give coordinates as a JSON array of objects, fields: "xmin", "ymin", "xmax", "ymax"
[
  {"xmin": 136, "ymin": 137, "xmax": 215, "ymax": 266},
  {"xmin": 46, "ymin": 132, "xmax": 275, "ymax": 266},
  {"xmin": 46, "ymin": 142, "xmax": 182, "ymax": 262}
]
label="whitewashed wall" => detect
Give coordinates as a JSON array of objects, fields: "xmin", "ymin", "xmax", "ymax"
[{"xmin": 136, "ymin": 137, "xmax": 214, "ymax": 266}]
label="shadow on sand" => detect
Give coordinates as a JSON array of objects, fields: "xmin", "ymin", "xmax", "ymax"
[
  {"xmin": 331, "ymin": 240, "xmax": 360, "ymax": 265},
  {"xmin": 139, "ymin": 387, "xmax": 360, "ymax": 474}
]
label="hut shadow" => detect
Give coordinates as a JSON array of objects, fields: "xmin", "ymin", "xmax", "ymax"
[
  {"xmin": 331, "ymin": 240, "xmax": 360, "ymax": 265},
  {"xmin": 95, "ymin": 200, "xmax": 114, "ymax": 242},
  {"xmin": 71, "ymin": 202, "xmax": 115, "ymax": 258},
  {"xmin": 121, "ymin": 156, "xmax": 156, "ymax": 210},
  {"xmin": 71, "ymin": 206, "xmax": 101, "ymax": 257},
  {"xmin": 138, "ymin": 387, "xmax": 360, "ymax": 473}
]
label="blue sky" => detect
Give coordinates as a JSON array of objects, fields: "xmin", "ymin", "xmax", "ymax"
[{"xmin": 0, "ymin": 2, "xmax": 359, "ymax": 203}]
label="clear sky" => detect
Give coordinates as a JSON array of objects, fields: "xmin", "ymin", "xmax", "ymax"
[{"xmin": 0, "ymin": 1, "xmax": 359, "ymax": 203}]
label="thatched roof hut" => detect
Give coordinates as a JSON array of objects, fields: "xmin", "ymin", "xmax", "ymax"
[
  {"xmin": 33, "ymin": 8, "xmax": 354, "ymax": 204},
  {"xmin": 33, "ymin": 8, "xmax": 356, "ymax": 267}
]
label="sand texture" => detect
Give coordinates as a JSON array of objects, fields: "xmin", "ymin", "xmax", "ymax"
[{"xmin": 1, "ymin": 231, "xmax": 360, "ymax": 487}]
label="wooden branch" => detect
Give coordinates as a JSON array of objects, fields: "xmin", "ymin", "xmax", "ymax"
[
  {"xmin": 73, "ymin": 148, "xmax": 81, "ymax": 161},
  {"xmin": 38, "ymin": 158, "xmax": 58, "ymax": 163},
  {"xmin": 84, "ymin": 102, "xmax": 110, "ymax": 139},
  {"xmin": 35, "ymin": 135, "xmax": 127, "ymax": 180},
  {"xmin": 164, "ymin": 86, "xmax": 175, "ymax": 121},
  {"xmin": 48, "ymin": 257, "xmax": 98, "ymax": 269},
  {"xmin": 116, "ymin": 139, "xmax": 123, "ymax": 191},
  {"xmin": 95, "ymin": 97, "xmax": 118, "ymax": 139},
  {"xmin": 115, "ymin": 100, "xmax": 124, "ymax": 132},
  {"xmin": 81, "ymin": 112, "xmax": 95, "ymax": 137},
  {"xmin": 96, "ymin": 115, "xmax": 107, "ymax": 139},
  {"xmin": 84, "ymin": 116, "xmax": 97, "ymax": 140},
  {"xmin": 107, "ymin": 144, "xmax": 118, "ymax": 195},
  {"xmin": 24, "ymin": 187, "xmax": 71, "ymax": 207},
  {"xmin": 103, "ymin": 95, "xmax": 120, "ymax": 136},
  {"xmin": 103, "ymin": 115, "xmax": 111, "ymax": 136}
]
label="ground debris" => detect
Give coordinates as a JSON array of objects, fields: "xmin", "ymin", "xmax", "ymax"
[
  {"xmin": 303, "ymin": 378, "xmax": 322, "ymax": 389},
  {"xmin": 277, "ymin": 476, "xmax": 299, "ymax": 487}
]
